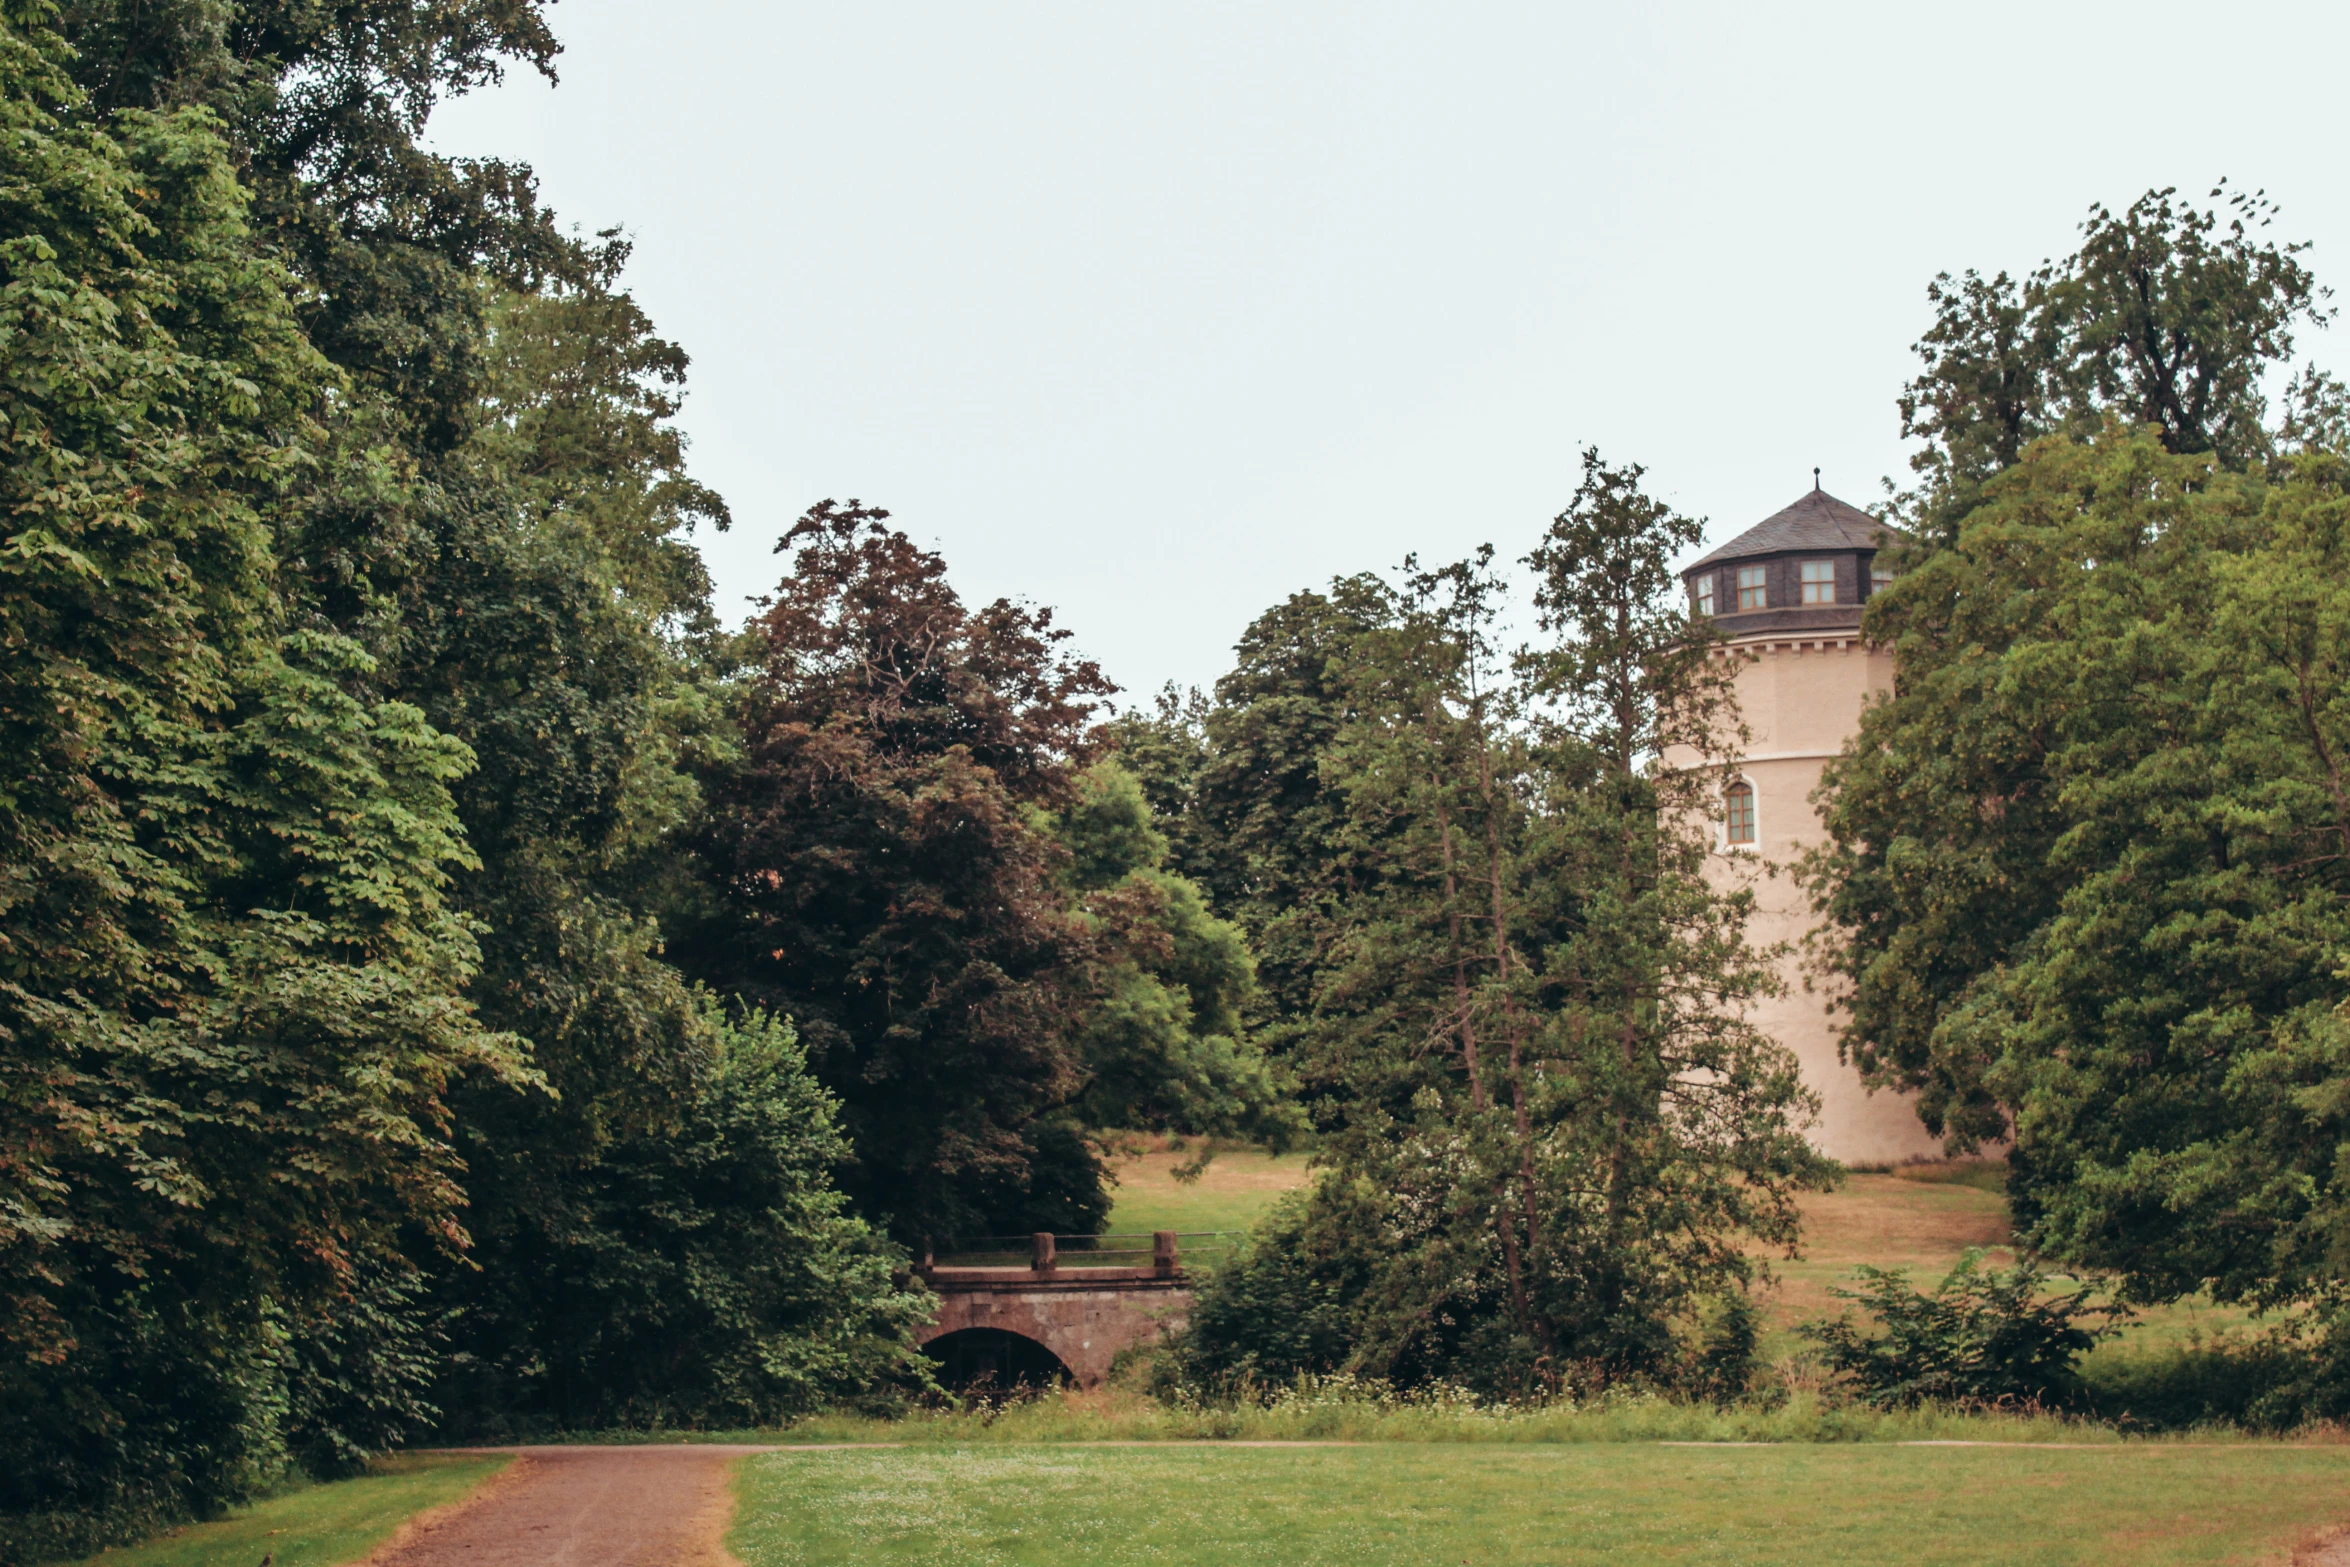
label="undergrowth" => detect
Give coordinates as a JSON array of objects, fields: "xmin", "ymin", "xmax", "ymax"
[{"xmin": 623, "ymin": 1372, "xmax": 2333, "ymax": 1446}]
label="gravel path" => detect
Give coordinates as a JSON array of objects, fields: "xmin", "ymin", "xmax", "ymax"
[{"xmin": 362, "ymin": 1445, "xmax": 769, "ymax": 1567}]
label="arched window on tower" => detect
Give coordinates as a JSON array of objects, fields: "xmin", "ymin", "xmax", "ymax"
[{"xmin": 1724, "ymin": 779, "xmax": 1756, "ymax": 846}]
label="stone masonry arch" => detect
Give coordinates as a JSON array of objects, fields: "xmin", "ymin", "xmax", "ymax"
[
  {"xmin": 914, "ymin": 1232, "xmax": 1195, "ymax": 1388},
  {"xmin": 915, "ymin": 1278, "xmax": 1189, "ymax": 1388}
]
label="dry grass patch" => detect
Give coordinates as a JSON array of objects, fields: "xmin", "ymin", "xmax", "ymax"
[{"xmin": 1757, "ymin": 1167, "xmax": 2014, "ymax": 1342}]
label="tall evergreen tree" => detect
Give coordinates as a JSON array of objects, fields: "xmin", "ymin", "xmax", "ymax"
[{"xmin": 1174, "ymin": 458, "xmax": 1824, "ymax": 1391}]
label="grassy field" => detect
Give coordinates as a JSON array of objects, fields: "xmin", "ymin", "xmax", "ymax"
[
  {"xmin": 64, "ymin": 1454, "xmax": 510, "ymax": 1567},
  {"xmin": 1100, "ymin": 1144, "xmax": 1314, "ymax": 1237},
  {"xmin": 1765, "ymin": 1161, "xmax": 2263, "ymax": 1375},
  {"xmin": 1762, "ymin": 1164, "xmax": 2010, "ymax": 1329},
  {"xmin": 727, "ymin": 1442, "xmax": 2350, "ymax": 1566}
]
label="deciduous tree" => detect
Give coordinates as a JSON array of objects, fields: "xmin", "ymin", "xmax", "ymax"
[{"xmin": 681, "ymin": 502, "xmax": 1117, "ymax": 1239}]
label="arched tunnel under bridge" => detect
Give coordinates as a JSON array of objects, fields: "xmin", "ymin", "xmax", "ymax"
[{"xmin": 921, "ymin": 1327, "xmax": 1072, "ymax": 1392}]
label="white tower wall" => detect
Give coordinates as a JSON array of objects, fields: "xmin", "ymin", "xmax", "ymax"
[{"xmin": 1711, "ymin": 632, "xmax": 1943, "ymax": 1165}]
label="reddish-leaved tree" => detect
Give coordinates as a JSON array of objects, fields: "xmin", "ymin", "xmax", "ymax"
[{"xmin": 683, "ymin": 502, "xmax": 1116, "ymax": 1238}]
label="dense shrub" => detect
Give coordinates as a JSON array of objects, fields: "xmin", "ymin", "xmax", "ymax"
[
  {"xmin": 2077, "ymin": 1338, "xmax": 2301, "ymax": 1430},
  {"xmin": 2074, "ymin": 1305, "xmax": 2350, "ymax": 1432},
  {"xmin": 1153, "ymin": 1188, "xmax": 1377, "ymax": 1393},
  {"xmin": 0, "ymin": 1295, "xmax": 292, "ymax": 1565},
  {"xmin": 1161, "ymin": 1181, "xmax": 1778, "ymax": 1403},
  {"xmin": 1689, "ymin": 1292, "xmax": 1768, "ymax": 1407},
  {"xmin": 432, "ymin": 1007, "xmax": 935, "ymax": 1435},
  {"xmin": 1799, "ymin": 1250, "xmax": 2121, "ymax": 1408}
]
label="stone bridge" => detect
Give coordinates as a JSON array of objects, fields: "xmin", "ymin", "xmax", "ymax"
[{"xmin": 914, "ymin": 1232, "xmax": 1193, "ymax": 1388}]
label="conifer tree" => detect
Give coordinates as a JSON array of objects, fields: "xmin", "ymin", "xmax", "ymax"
[{"xmin": 1173, "ymin": 457, "xmax": 1825, "ymax": 1391}]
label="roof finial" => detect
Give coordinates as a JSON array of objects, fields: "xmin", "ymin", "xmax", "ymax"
[{"xmin": 1813, "ymin": 466, "xmax": 1821, "ymax": 493}]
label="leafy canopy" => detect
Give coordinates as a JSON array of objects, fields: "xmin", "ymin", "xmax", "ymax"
[{"xmin": 1173, "ymin": 454, "xmax": 1827, "ymax": 1394}]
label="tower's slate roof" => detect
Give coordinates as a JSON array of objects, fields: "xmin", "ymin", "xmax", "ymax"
[{"xmin": 1686, "ymin": 489, "xmax": 1898, "ymax": 572}]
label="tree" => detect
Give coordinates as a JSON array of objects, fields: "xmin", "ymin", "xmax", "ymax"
[
  {"xmin": 9, "ymin": 0, "xmax": 924, "ymax": 1497},
  {"xmin": 1101, "ymin": 685, "xmax": 1217, "ymax": 891},
  {"xmin": 0, "ymin": 6, "xmax": 524, "ymax": 1549},
  {"xmin": 1052, "ymin": 760, "xmax": 1292, "ymax": 1147},
  {"xmin": 680, "ymin": 501, "xmax": 1118, "ymax": 1240},
  {"xmin": 1187, "ymin": 579, "xmax": 1398, "ymax": 1062},
  {"xmin": 1898, "ymin": 185, "xmax": 2332, "ymax": 539},
  {"xmin": 409, "ymin": 257, "xmax": 922, "ymax": 1437},
  {"xmin": 1513, "ymin": 452, "xmax": 1828, "ymax": 1371},
  {"xmin": 1176, "ymin": 456, "xmax": 1825, "ymax": 1392},
  {"xmin": 1813, "ymin": 424, "xmax": 2350, "ymax": 1330},
  {"xmin": 57, "ymin": 0, "xmax": 580, "ymax": 449}
]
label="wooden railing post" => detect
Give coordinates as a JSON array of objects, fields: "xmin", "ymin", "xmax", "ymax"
[
  {"xmin": 1032, "ymin": 1231, "xmax": 1057, "ymax": 1274},
  {"xmin": 1154, "ymin": 1231, "xmax": 1178, "ymax": 1276}
]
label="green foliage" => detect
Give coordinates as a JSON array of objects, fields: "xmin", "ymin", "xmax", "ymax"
[
  {"xmin": 1101, "ymin": 685, "xmax": 1217, "ymax": 889},
  {"xmin": 435, "ymin": 1004, "xmax": 934, "ymax": 1433},
  {"xmin": 1897, "ymin": 184, "xmax": 2332, "ymax": 533},
  {"xmin": 1168, "ymin": 455, "xmax": 1827, "ymax": 1395},
  {"xmin": 2077, "ymin": 1333, "xmax": 2307, "ymax": 1431},
  {"xmin": 1056, "ymin": 761, "xmax": 1293, "ymax": 1146},
  {"xmin": 1690, "ymin": 1291, "xmax": 1766, "ymax": 1407},
  {"xmin": 1154, "ymin": 1186, "xmax": 1379, "ymax": 1390},
  {"xmin": 1188, "ymin": 578, "xmax": 1397, "ymax": 1061},
  {"xmin": 0, "ymin": 3, "xmax": 538, "ymax": 1551},
  {"xmin": 405, "ymin": 254, "xmax": 788, "ymax": 1432},
  {"xmin": 1813, "ymin": 428, "xmax": 2350, "ymax": 1319},
  {"xmin": 57, "ymin": 0, "xmax": 580, "ymax": 448},
  {"xmin": 2074, "ymin": 1309, "xmax": 2350, "ymax": 1432},
  {"xmin": 1799, "ymin": 1249, "xmax": 2121, "ymax": 1409},
  {"xmin": 1, "ymin": 0, "xmax": 926, "ymax": 1550}
]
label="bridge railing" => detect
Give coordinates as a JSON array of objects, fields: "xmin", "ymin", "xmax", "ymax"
[{"xmin": 919, "ymin": 1230, "xmax": 1243, "ymax": 1277}]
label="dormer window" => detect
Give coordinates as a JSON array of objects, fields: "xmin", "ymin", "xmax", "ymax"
[
  {"xmin": 1696, "ymin": 576, "xmax": 1715, "ymax": 615},
  {"xmin": 1800, "ymin": 559, "xmax": 1836, "ymax": 604},
  {"xmin": 1725, "ymin": 779, "xmax": 1756, "ymax": 845},
  {"xmin": 1736, "ymin": 565, "xmax": 1767, "ymax": 610},
  {"xmin": 1871, "ymin": 561, "xmax": 1894, "ymax": 595}
]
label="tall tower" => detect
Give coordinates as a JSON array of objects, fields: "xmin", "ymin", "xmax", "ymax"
[{"xmin": 1679, "ymin": 487, "xmax": 1942, "ymax": 1165}]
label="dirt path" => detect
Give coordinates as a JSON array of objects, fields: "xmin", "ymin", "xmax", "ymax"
[{"xmin": 362, "ymin": 1445, "xmax": 770, "ymax": 1567}]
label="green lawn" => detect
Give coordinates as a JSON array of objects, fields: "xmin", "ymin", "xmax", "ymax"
[
  {"xmin": 729, "ymin": 1442, "xmax": 2350, "ymax": 1567},
  {"xmin": 1101, "ymin": 1146, "xmax": 1311, "ymax": 1237},
  {"xmin": 66, "ymin": 1454, "xmax": 510, "ymax": 1567}
]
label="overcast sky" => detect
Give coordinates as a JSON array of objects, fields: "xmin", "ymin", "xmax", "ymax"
[{"xmin": 427, "ymin": 0, "xmax": 2350, "ymax": 698}]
